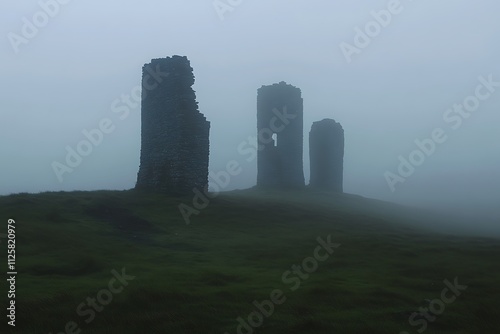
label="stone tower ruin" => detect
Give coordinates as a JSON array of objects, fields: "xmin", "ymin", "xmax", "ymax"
[
  {"xmin": 136, "ymin": 55, "xmax": 210, "ymax": 194},
  {"xmin": 309, "ymin": 118, "xmax": 344, "ymax": 192},
  {"xmin": 257, "ymin": 81, "xmax": 305, "ymax": 188}
]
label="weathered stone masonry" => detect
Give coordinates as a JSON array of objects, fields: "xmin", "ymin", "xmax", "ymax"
[
  {"xmin": 136, "ymin": 55, "xmax": 210, "ymax": 194},
  {"xmin": 309, "ymin": 119, "xmax": 344, "ymax": 192},
  {"xmin": 257, "ymin": 81, "xmax": 305, "ymax": 188}
]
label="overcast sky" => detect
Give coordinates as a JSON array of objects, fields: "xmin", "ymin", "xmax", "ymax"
[{"xmin": 1, "ymin": 0, "xmax": 499, "ymax": 221}]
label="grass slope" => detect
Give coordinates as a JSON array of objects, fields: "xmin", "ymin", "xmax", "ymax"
[{"xmin": 0, "ymin": 189, "xmax": 499, "ymax": 333}]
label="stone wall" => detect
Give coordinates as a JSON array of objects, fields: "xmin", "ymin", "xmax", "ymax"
[
  {"xmin": 257, "ymin": 81, "xmax": 305, "ymax": 188},
  {"xmin": 136, "ymin": 55, "xmax": 210, "ymax": 194},
  {"xmin": 309, "ymin": 118, "xmax": 344, "ymax": 192}
]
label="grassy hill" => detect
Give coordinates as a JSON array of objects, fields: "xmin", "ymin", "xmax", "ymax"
[{"xmin": 0, "ymin": 189, "xmax": 499, "ymax": 333}]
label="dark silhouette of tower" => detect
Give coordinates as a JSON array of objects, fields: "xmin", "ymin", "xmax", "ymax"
[
  {"xmin": 309, "ymin": 118, "xmax": 344, "ymax": 192},
  {"xmin": 136, "ymin": 55, "xmax": 210, "ymax": 194},
  {"xmin": 257, "ymin": 81, "xmax": 304, "ymax": 188}
]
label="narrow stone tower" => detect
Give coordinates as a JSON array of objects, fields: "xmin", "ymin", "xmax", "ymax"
[
  {"xmin": 309, "ymin": 118, "xmax": 344, "ymax": 192},
  {"xmin": 136, "ymin": 55, "xmax": 210, "ymax": 194},
  {"xmin": 257, "ymin": 81, "xmax": 304, "ymax": 188}
]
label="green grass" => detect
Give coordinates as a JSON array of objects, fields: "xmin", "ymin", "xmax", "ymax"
[{"xmin": 0, "ymin": 188, "xmax": 499, "ymax": 333}]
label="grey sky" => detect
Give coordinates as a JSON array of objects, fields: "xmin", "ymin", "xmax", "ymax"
[{"xmin": 1, "ymin": 0, "xmax": 499, "ymax": 221}]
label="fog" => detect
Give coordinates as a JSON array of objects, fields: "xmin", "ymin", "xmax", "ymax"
[{"xmin": 1, "ymin": 1, "xmax": 499, "ymax": 228}]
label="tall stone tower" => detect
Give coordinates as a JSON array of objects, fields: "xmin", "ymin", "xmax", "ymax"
[
  {"xmin": 257, "ymin": 81, "xmax": 305, "ymax": 188},
  {"xmin": 136, "ymin": 55, "xmax": 210, "ymax": 194},
  {"xmin": 309, "ymin": 118, "xmax": 344, "ymax": 192}
]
